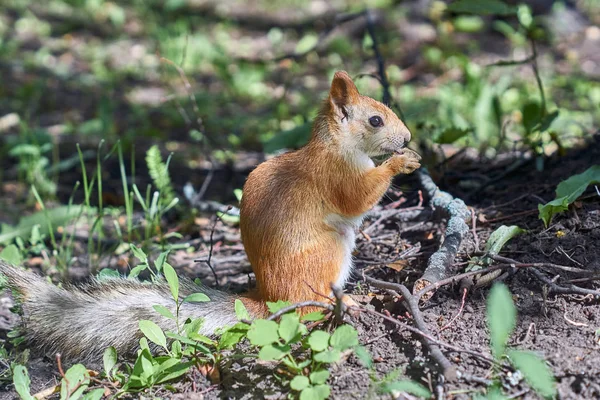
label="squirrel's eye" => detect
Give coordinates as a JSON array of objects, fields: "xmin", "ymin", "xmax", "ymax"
[{"xmin": 369, "ymin": 116, "xmax": 383, "ymax": 127}]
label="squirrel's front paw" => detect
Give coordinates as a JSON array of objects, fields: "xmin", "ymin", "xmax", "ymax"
[{"xmin": 384, "ymin": 148, "xmax": 421, "ymax": 175}]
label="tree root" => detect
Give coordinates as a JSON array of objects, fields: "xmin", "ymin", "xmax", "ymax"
[{"xmin": 413, "ymin": 169, "xmax": 470, "ymax": 301}]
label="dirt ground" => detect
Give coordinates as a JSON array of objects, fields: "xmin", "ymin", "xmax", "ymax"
[{"xmin": 1, "ymin": 134, "xmax": 599, "ymax": 399}]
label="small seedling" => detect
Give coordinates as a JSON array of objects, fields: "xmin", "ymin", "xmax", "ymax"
[{"xmin": 483, "ymin": 283, "xmax": 557, "ymax": 398}]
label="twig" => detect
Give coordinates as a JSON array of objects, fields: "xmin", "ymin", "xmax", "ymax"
[
  {"xmin": 365, "ymin": 9, "xmax": 391, "ymax": 108},
  {"xmin": 266, "ymin": 301, "xmax": 334, "ymax": 321},
  {"xmin": 194, "ymin": 214, "xmax": 222, "ymax": 288},
  {"xmin": 488, "ymin": 254, "xmax": 593, "ymax": 275},
  {"xmin": 363, "ymin": 275, "xmax": 457, "ymax": 380},
  {"xmin": 529, "ymin": 269, "xmax": 600, "ymax": 297},
  {"xmin": 354, "ymin": 303, "xmax": 498, "ymax": 370},
  {"xmin": 440, "ymin": 287, "xmax": 468, "ymax": 332}
]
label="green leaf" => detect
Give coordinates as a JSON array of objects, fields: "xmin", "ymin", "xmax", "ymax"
[
  {"xmin": 153, "ymin": 304, "xmax": 175, "ymax": 319},
  {"xmin": 313, "ymin": 349, "xmax": 341, "ymax": 363},
  {"xmin": 485, "ymin": 225, "xmax": 525, "ymax": 255},
  {"xmin": 61, "ymin": 364, "xmax": 89, "ymax": 400},
  {"xmin": 300, "ymin": 384, "xmax": 331, "ymax": 400},
  {"xmin": 538, "ymin": 165, "xmax": 600, "ymax": 227},
  {"xmin": 97, "ymin": 268, "xmax": 120, "ymax": 279},
  {"xmin": 447, "ymin": 0, "xmax": 516, "ymax": 16},
  {"xmin": 309, "ymin": 370, "xmax": 330, "ymax": 385},
  {"xmin": 0, "ymin": 245, "xmax": 22, "ymax": 265},
  {"xmin": 0, "ymin": 205, "xmax": 93, "ymax": 245},
  {"xmin": 517, "ymin": 4, "xmax": 533, "ymax": 29},
  {"xmin": 247, "ymin": 320, "xmax": 279, "ymax": 346},
  {"xmin": 235, "ymin": 299, "xmax": 251, "ymax": 321},
  {"xmin": 434, "ymin": 127, "xmax": 472, "ymax": 144},
  {"xmin": 379, "ymin": 380, "xmax": 432, "ymax": 397},
  {"xmin": 129, "ymin": 243, "xmax": 147, "ymax": 263},
  {"xmin": 486, "ymin": 283, "xmax": 516, "ymax": 358},
  {"xmin": 183, "ymin": 293, "xmax": 210, "ymax": 303},
  {"xmin": 469, "ymin": 224, "xmax": 525, "ymax": 270},
  {"xmin": 155, "ymin": 361, "xmax": 192, "ymax": 384},
  {"xmin": 219, "ymin": 322, "xmax": 250, "ymax": 349},
  {"xmin": 266, "ymin": 300, "xmax": 292, "ymax": 314},
  {"xmin": 290, "ymin": 375, "xmax": 310, "ymax": 391},
  {"xmin": 301, "ymin": 311, "xmax": 325, "ymax": 322},
  {"xmin": 354, "ymin": 345, "xmax": 373, "ymax": 368},
  {"xmin": 308, "ymin": 330, "xmax": 331, "ymax": 352},
  {"xmin": 233, "ymin": 188, "xmax": 243, "ymax": 202},
  {"xmin": 278, "ymin": 313, "xmax": 301, "ymax": 344},
  {"xmin": 155, "ymin": 251, "xmax": 169, "ymax": 273},
  {"xmin": 82, "ymin": 388, "xmax": 105, "ymax": 400},
  {"xmin": 163, "ymin": 263, "xmax": 179, "ymax": 301},
  {"xmin": 103, "ymin": 347, "xmax": 117, "ymax": 378},
  {"xmin": 139, "ymin": 320, "xmax": 167, "ymax": 350},
  {"xmin": 508, "ymin": 350, "xmax": 557, "ymax": 398},
  {"xmin": 128, "ymin": 264, "xmax": 147, "ymax": 279},
  {"xmin": 539, "ymin": 110, "xmax": 559, "ymax": 132},
  {"xmin": 522, "ymin": 101, "xmax": 542, "ymax": 134},
  {"xmin": 12, "ymin": 365, "xmax": 35, "ymax": 400},
  {"xmin": 258, "ymin": 344, "xmax": 290, "ymax": 361},
  {"xmin": 330, "ymin": 325, "xmax": 359, "ymax": 350},
  {"xmin": 295, "ymin": 34, "xmax": 318, "ymax": 54}
]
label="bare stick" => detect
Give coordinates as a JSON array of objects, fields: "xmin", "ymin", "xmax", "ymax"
[
  {"xmin": 353, "ymin": 304, "xmax": 497, "ymax": 369},
  {"xmin": 529, "ymin": 269, "xmax": 600, "ymax": 297},
  {"xmin": 364, "ymin": 275, "xmax": 458, "ymax": 380},
  {"xmin": 440, "ymin": 287, "xmax": 468, "ymax": 332},
  {"xmin": 266, "ymin": 301, "xmax": 334, "ymax": 321}
]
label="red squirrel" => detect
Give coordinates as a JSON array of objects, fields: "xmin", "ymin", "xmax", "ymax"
[{"xmin": 0, "ymin": 71, "xmax": 421, "ymax": 362}]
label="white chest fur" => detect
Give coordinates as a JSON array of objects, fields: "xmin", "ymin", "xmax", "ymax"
[{"xmin": 324, "ymin": 213, "xmax": 365, "ymax": 289}]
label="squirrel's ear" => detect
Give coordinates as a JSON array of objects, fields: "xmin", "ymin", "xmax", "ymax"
[{"xmin": 329, "ymin": 71, "xmax": 360, "ymax": 109}]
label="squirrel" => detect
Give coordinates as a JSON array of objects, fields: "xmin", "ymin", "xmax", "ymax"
[{"xmin": 0, "ymin": 71, "xmax": 421, "ymax": 363}]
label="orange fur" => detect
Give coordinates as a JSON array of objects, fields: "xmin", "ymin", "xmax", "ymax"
[{"xmin": 239, "ymin": 71, "xmax": 421, "ymax": 315}]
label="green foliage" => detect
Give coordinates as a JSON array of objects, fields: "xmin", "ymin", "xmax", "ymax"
[
  {"xmin": 487, "ymin": 284, "xmax": 516, "ymax": 358},
  {"xmin": 508, "ymin": 350, "xmax": 556, "ymax": 398},
  {"xmin": 247, "ymin": 309, "xmax": 363, "ymax": 400},
  {"xmin": 0, "ymin": 244, "xmax": 23, "ymax": 265},
  {"xmin": 12, "ymin": 365, "xmax": 35, "ymax": 400},
  {"xmin": 538, "ymin": 165, "xmax": 600, "ymax": 227},
  {"xmin": 485, "ymin": 283, "xmax": 557, "ymax": 398},
  {"xmin": 446, "ymin": 0, "xmax": 516, "ymax": 16},
  {"xmin": 145, "ymin": 145, "xmax": 176, "ymax": 208},
  {"xmin": 469, "ymin": 225, "xmax": 525, "ymax": 271},
  {"xmin": 371, "ymin": 369, "xmax": 431, "ymax": 398}
]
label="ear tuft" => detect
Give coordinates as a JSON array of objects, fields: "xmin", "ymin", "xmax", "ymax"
[{"xmin": 329, "ymin": 71, "xmax": 360, "ymax": 108}]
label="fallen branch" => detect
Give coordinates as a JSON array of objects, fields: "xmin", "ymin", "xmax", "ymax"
[
  {"xmin": 364, "ymin": 275, "xmax": 458, "ymax": 380},
  {"xmin": 529, "ymin": 269, "xmax": 600, "ymax": 298},
  {"xmin": 413, "ymin": 169, "xmax": 470, "ymax": 301}
]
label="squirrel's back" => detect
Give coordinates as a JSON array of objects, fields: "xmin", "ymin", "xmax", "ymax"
[{"xmin": 0, "ymin": 261, "xmax": 241, "ymax": 362}]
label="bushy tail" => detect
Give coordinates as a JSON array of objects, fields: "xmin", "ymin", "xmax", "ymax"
[{"xmin": 0, "ymin": 261, "xmax": 258, "ymax": 363}]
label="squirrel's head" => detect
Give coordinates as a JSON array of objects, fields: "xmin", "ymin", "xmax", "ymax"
[{"xmin": 320, "ymin": 71, "xmax": 411, "ymax": 163}]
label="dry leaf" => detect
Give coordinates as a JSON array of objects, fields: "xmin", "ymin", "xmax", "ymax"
[{"xmin": 386, "ymin": 260, "xmax": 408, "ymax": 272}]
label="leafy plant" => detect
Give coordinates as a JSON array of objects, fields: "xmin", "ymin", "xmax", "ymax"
[
  {"xmin": 538, "ymin": 165, "xmax": 600, "ymax": 227},
  {"xmin": 145, "ymin": 145, "xmax": 176, "ymax": 208},
  {"xmin": 484, "ymin": 283, "xmax": 556, "ymax": 398},
  {"xmin": 469, "ymin": 225, "xmax": 525, "ymax": 271},
  {"xmin": 245, "ymin": 301, "xmax": 362, "ymax": 400}
]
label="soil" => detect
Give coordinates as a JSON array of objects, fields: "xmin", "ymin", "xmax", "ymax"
[{"xmin": 1, "ymin": 135, "xmax": 599, "ymax": 399}]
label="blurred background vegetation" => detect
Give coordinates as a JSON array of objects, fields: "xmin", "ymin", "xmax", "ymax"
[{"xmin": 0, "ymin": 0, "xmax": 598, "ymax": 266}]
